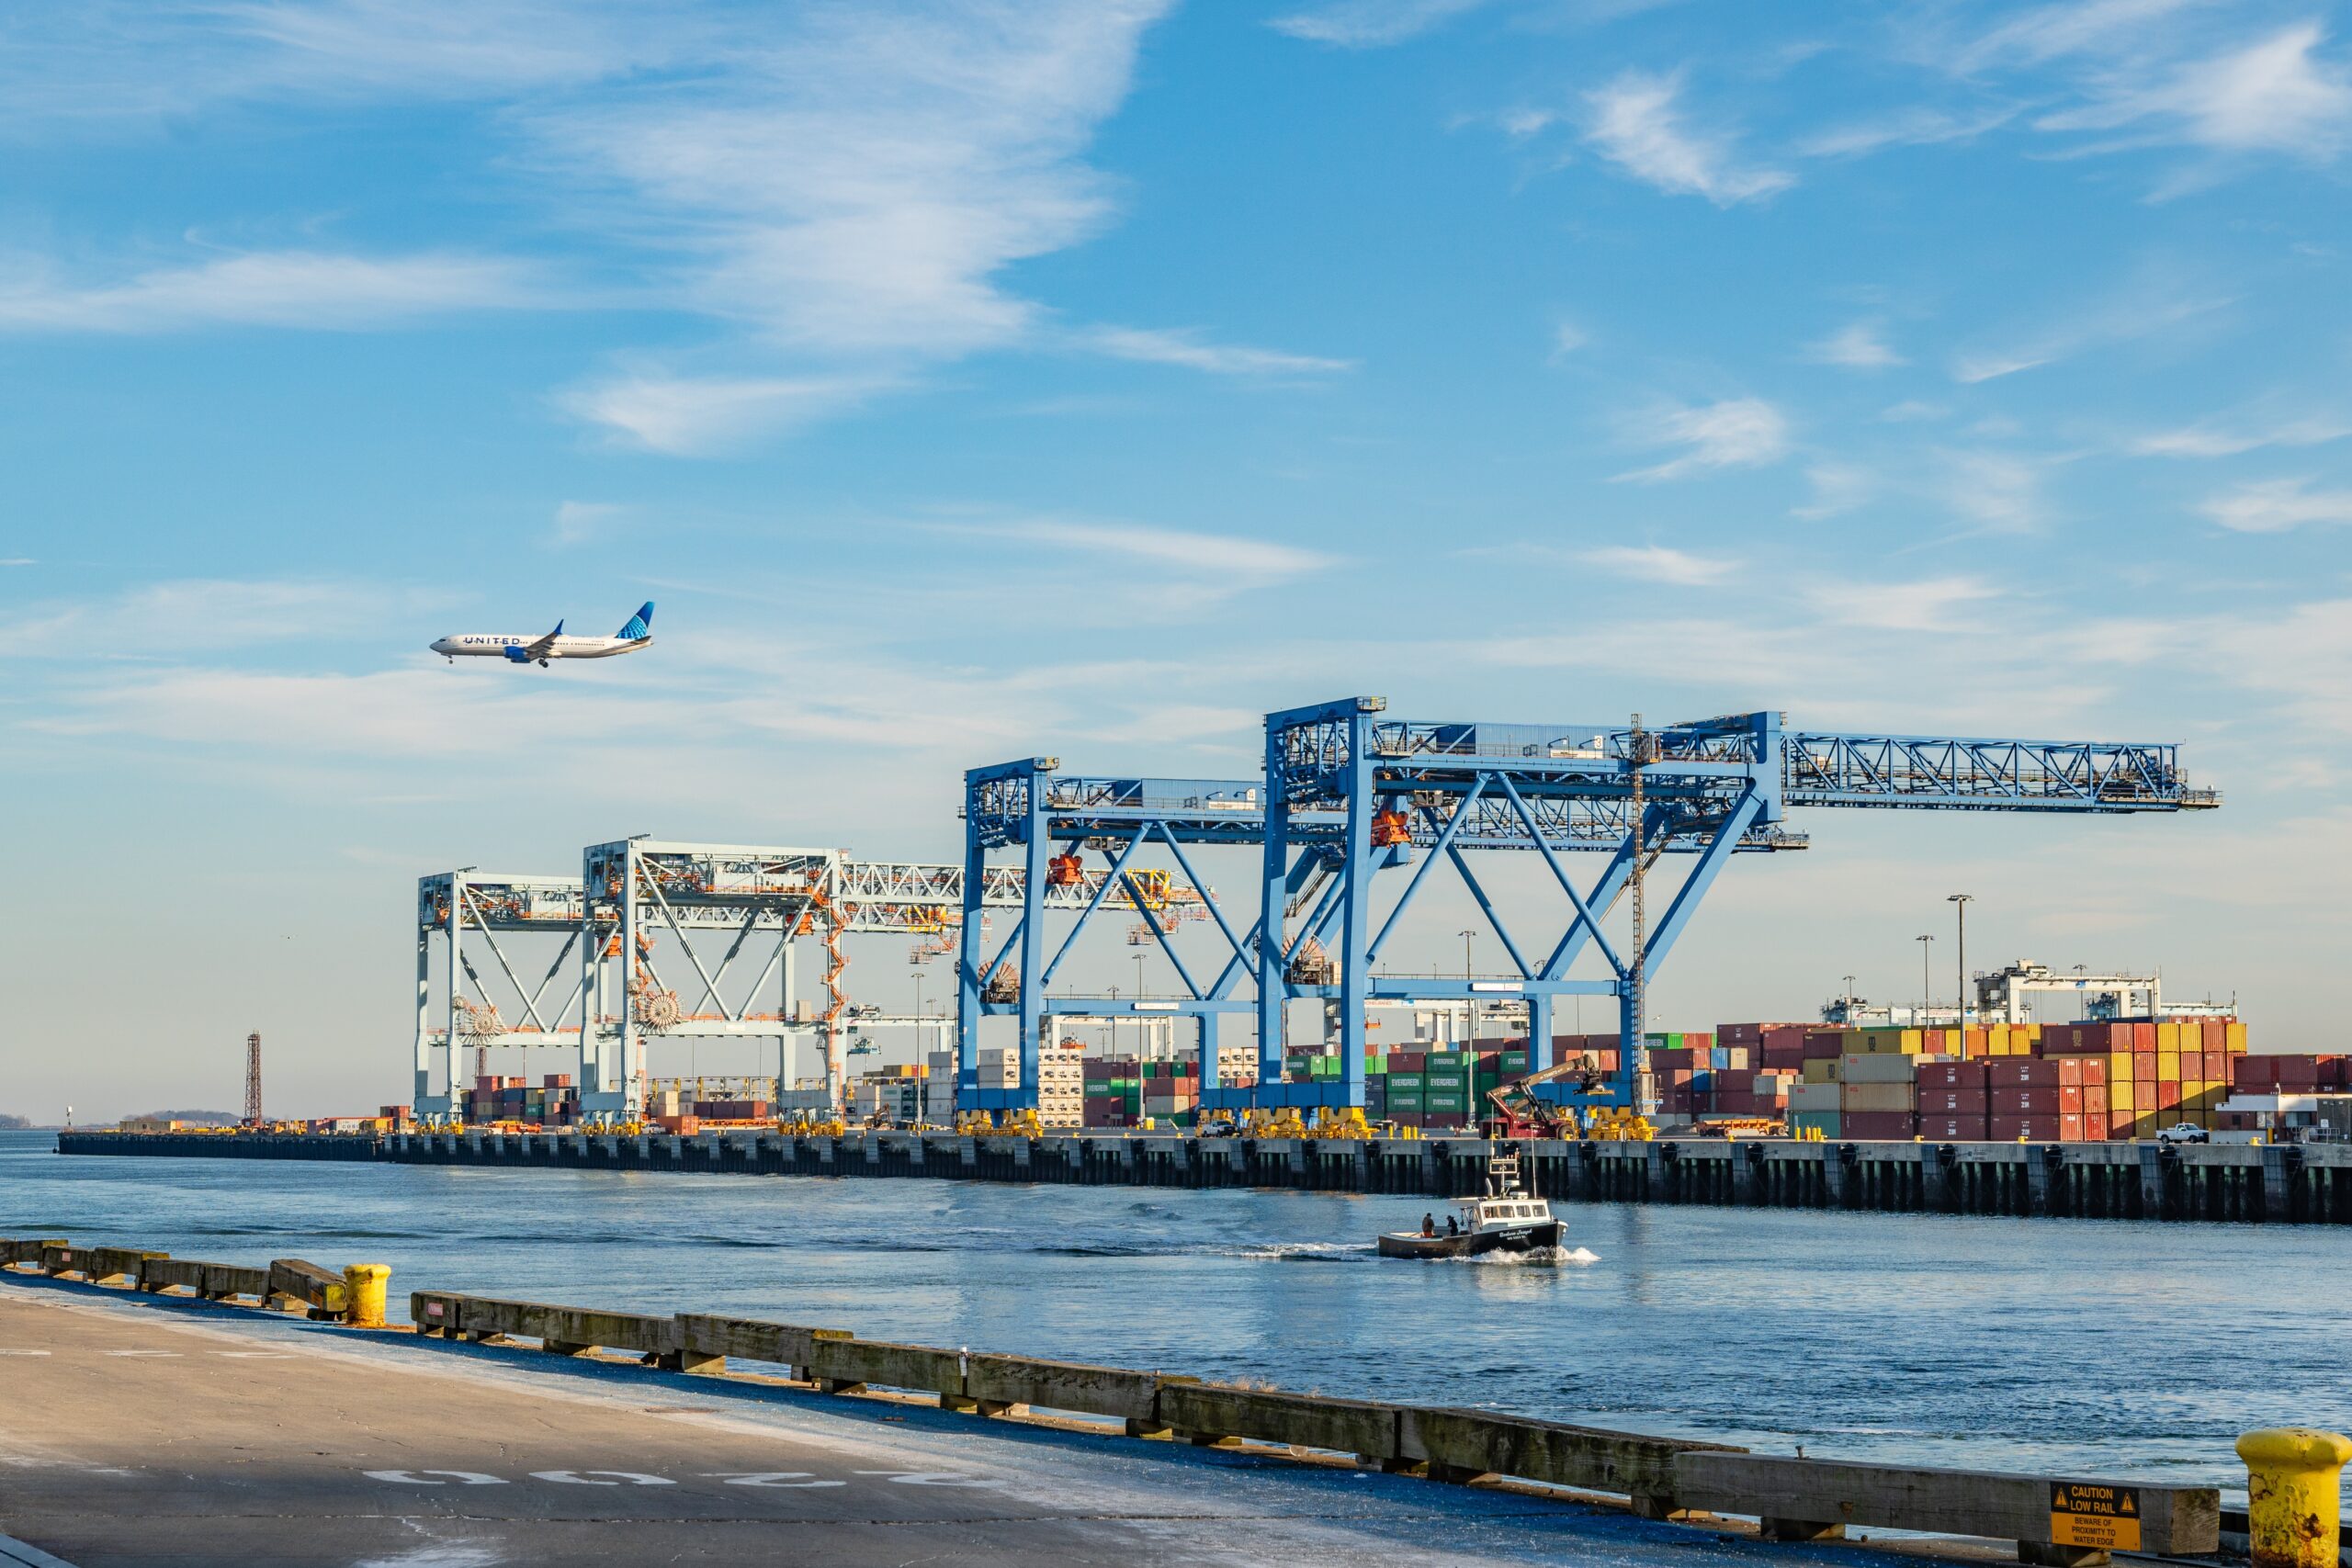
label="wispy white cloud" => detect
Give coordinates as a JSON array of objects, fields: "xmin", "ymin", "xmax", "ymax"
[
  {"xmin": 0, "ymin": 578, "xmax": 436, "ymax": 656},
  {"xmin": 1952, "ymin": 0, "xmax": 2205, "ymax": 73},
  {"xmin": 1083, "ymin": 326, "xmax": 1354, "ymax": 377},
  {"xmin": 1583, "ymin": 70, "xmax": 1792, "ymax": 205},
  {"xmin": 1549, "ymin": 321, "xmax": 1589, "ymax": 358},
  {"xmin": 2036, "ymin": 22, "xmax": 2352, "ymax": 160},
  {"xmin": 1880, "ymin": 400, "xmax": 1950, "ymax": 423},
  {"xmin": 1580, "ymin": 544, "xmax": 1738, "ymax": 587},
  {"xmin": 960, "ymin": 517, "xmax": 1338, "ymax": 590},
  {"xmin": 1938, "ymin": 449, "xmax": 2047, "ymax": 533},
  {"xmin": 2131, "ymin": 412, "xmax": 2352, "ymax": 458},
  {"xmin": 558, "ymin": 372, "xmax": 890, "ymax": 456},
  {"xmin": 1951, "ymin": 275, "xmax": 2233, "ymax": 382},
  {"xmin": 1804, "ymin": 573, "xmax": 2005, "ymax": 633},
  {"xmin": 548, "ymin": 500, "xmax": 625, "ymax": 547},
  {"xmin": 1792, "ymin": 462, "xmax": 1873, "ymax": 519},
  {"xmin": 6, "ymin": 4, "xmax": 1225, "ymax": 451},
  {"xmin": 2199, "ymin": 478, "xmax": 2352, "ymax": 533},
  {"xmin": 0, "ymin": 558, "xmax": 34, "ymax": 567},
  {"xmin": 1796, "ymin": 103, "xmax": 2020, "ymax": 159},
  {"xmin": 0, "ymin": 250, "xmax": 545, "ymax": 333},
  {"xmin": 1269, "ymin": 0, "xmax": 1492, "ymax": 49},
  {"xmin": 1804, "ymin": 320, "xmax": 1905, "ymax": 369},
  {"xmin": 1614, "ymin": 397, "xmax": 1790, "ymax": 483}
]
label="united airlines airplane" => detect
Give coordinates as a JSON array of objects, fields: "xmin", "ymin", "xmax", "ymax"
[{"xmin": 431, "ymin": 603, "xmax": 654, "ymax": 666}]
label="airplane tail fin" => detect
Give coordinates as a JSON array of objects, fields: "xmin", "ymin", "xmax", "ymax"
[{"xmin": 617, "ymin": 601, "xmax": 654, "ymax": 639}]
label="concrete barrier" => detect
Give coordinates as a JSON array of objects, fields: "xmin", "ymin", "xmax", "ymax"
[
  {"xmin": 964, "ymin": 1352, "xmax": 1164, "ymax": 1426},
  {"xmin": 802, "ymin": 1337, "xmax": 968, "ymax": 1404},
  {"xmin": 266, "ymin": 1258, "xmax": 351, "ymax": 1317},
  {"xmin": 455, "ymin": 1296, "xmax": 673, "ymax": 1360},
  {"xmin": 1673, "ymin": 1452, "xmax": 2219, "ymax": 1563},
  {"xmin": 140, "ymin": 1258, "xmax": 270, "ymax": 1301},
  {"xmin": 1159, "ymin": 1382, "xmax": 1400, "ymax": 1461},
  {"xmin": 1398, "ymin": 1406, "xmax": 1738, "ymax": 1512},
  {"xmin": 672, "ymin": 1311, "xmax": 850, "ymax": 1377}
]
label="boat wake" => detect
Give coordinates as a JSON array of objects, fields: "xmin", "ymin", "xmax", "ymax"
[
  {"xmin": 1449, "ymin": 1245, "xmax": 1600, "ymax": 1267},
  {"xmin": 1229, "ymin": 1240, "xmax": 1378, "ymax": 1262}
]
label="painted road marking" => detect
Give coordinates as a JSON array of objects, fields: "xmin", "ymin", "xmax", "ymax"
[
  {"xmin": 102, "ymin": 1350, "xmax": 178, "ymax": 1358},
  {"xmin": 356, "ymin": 1468, "xmax": 993, "ymax": 1489},
  {"xmin": 210, "ymin": 1351, "xmax": 291, "ymax": 1359},
  {"xmin": 707, "ymin": 1473, "xmax": 848, "ymax": 1488},
  {"xmin": 0, "ymin": 1350, "xmax": 51, "ymax": 1357},
  {"xmin": 853, "ymin": 1471, "xmax": 1005, "ymax": 1488}
]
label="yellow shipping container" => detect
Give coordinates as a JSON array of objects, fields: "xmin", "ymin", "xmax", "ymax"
[
  {"xmin": 2156, "ymin": 1053, "xmax": 2181, "ymax": 1082},
  {"xmin": 2155, "ymin": 1021, "xmax": 2184, "ymax": 1052},
  {"xmin": 2188, "ymin": 1085, "xmax": 2224, "ymax": 1111},
  {"xmin": 2110, "ymin": 1081, "xmax": 2136, "ymax": 1113},
  {"xmin": 1803, "ymin": 1058, "xmax": 1840, "ymax": 1084},
  {"xmin": 2108, "ymin": 1051, "xmax": 2132, "ymax": 1085},
  {"xmin": 2225, "ymin": 1021, "xmax": 2247, "ymax": 1054}
]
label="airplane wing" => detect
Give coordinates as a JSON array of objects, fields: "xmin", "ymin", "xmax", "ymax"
[{"xmin": 522, "ymin": 619, "xmax": 564, "ymax": 659}]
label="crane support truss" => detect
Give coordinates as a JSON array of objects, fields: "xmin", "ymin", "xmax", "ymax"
[
  {"xmin": 957, "ymin": 761, "xmax": 1277, "ymax": 1111},
  {"xmin": 1229, "ymin": 697, "xmax": 2218, "ymax": 1116},
  {"xmin": 414, "ymin": 872, "xmax": 588, "ymax": 1122},
  {"xmin": 577, "ymin": 839, "xmax": 1080, "ymax": 1120}
]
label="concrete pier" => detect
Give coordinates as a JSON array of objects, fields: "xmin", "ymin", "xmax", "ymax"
[
  {"xmin": 58, "ymin": 1129, "xmax": 2352, "ymax": 1224},
  {"xmin": 0, "ymin": 1276, "xmax": 1924, "ymax": 1568}
]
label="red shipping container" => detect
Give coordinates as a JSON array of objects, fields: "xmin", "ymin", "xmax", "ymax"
[
  {"xmin": 1844, "ymin": 1111, "xmax": 1917, "ymax": 1140},
  {"xmin": 1918, "ymin": 1088, "xmax": 1989, "ymax": 1115},
  {"xmin": 2132, "ymin": 1022, "xmax": 2157, "ymax": 1050},
  {"xmin": 1993, "ymin": 1087, "xmax": 2060, "ymax": 1115},
  {"xmin": 1989, "ymin": 1059, "xmax": 2060, "ymax": 1088},
  {"xmin": 2154, "ymin": 1081, "xmax": 2182, "ymax": 1111},
  {"xmin": 1917, "ymin": 1060, "xmax": 1989, "ymax": 1089},
  {"xmin": 2077, "ymin": 1113, "xmax": 2107, "ymax": 1142},
  {"xmin": 2083, "ymin": 1086, "xmax": 2109, "ymax": 1115},
  {"xmin": 2060, "ymin": 1111, "xmax": 2084, "ymax": 1141},
  {"xmin": 2134, "ymin": 1054, "xmax": 2157, "ymax": 1082},
  {"xmin": 2109, "ymin": 1109, "xmax": 2136, "ymax": 1136},
  {"xmin": 1919, "ymin": 1115, "xmax": 1989, "ymax": 1141},
  {"xmin": 2059, "ymin": 1084, "xmax": 2085, "ymax": 1113},
  {"xmin": 2201, "ymin": 1020, "xmax": 2226, "ymax": 1051},
  {"xmin": 1989, "ymin": 1114, "xmax": 2064, "ymax": 1141},
  {"xmin": 1804, "ymin": 1032, "xmax": 1847, "ymax": 1059}
]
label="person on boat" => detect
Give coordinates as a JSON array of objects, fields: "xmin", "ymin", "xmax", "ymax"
[
  {"xmin": 1445, "ymin": 1214, "xmax": 1460, "ymax": 1236},
  {"xmin": 1420, "ymin": 1213, "xmax": 1435, "ymax": 1237}
]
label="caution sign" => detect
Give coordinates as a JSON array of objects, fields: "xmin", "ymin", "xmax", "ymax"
[{"xmin": 2051, "ymin": 1483, "xmax": 2142, "ymax": 1551}]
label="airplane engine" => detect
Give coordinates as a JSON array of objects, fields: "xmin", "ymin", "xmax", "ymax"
[{"xmin": 503, "ymin": 645, "xmax": 532, "ymax": 662}]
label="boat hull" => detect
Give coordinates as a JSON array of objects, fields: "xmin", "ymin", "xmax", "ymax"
[{"xmin": 1376, "ymin": 1220, "xmax": 1563, "ymax": 1259}]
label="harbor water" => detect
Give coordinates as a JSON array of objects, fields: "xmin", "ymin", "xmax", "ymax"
[{"xmin": 6, "ymin": 1128, "xmax": 2344, "ymax": 1494}]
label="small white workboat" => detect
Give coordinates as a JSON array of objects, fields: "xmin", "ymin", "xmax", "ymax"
[{"xmin": 1377, "ymin": 1151, "xmax": 1563, "ymax": 1259}]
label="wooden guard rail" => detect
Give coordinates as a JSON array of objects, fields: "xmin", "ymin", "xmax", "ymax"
[{"xmin": 0, "ymin": 1241, "xmax": 2222, "ymax": 1564}]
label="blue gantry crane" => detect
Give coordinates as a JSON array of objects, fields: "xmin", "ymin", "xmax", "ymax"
[
  {"xmin": 957, "ymin": 699, "xmax": 2218, "ymax": 1122},
  {"xmin": 956, "ymin": 761, "xmax": 1282, "ymax": 1115},
  {"xmin": 1248, "ymin": 697, "xmax": 2219, "ymax": 1118}
]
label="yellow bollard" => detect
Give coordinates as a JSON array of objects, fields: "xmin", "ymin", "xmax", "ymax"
[
  {"xmin": 341, "ymin": 1264, "xmax": 390, "ymax": 1329},
  {"xmin": 2238, "ymin": 1428, "xmax": 2352, "ymax": 1568}
]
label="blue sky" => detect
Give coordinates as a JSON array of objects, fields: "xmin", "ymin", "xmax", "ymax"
[{"xmin": 5, "ymin": 0, "xmax": 2349, "ymax": 1116}]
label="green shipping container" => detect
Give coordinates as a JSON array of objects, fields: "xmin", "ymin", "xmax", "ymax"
[
  {"xmin": 1385, "ymin": 1072, "xmax": 1424, "ymax": 1089},
  {"xmin": 1386, "ymin": 1091, "xmax": 1424, "ymax": 1110}
]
